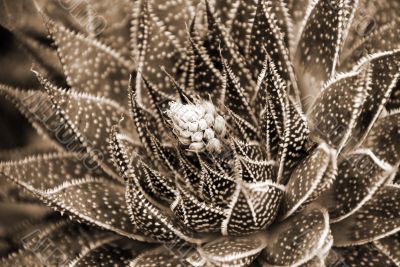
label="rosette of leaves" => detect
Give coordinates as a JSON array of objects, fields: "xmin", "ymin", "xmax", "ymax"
[{"xmin": 0, "ymin": 0, "xmax": 399, "ymax": 266}]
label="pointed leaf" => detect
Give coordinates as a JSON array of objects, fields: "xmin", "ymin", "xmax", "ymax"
[
  {"xmin": 187, "ymin": 234, "xmax": 267, "ymax": 267},
  {"xmin": 126, "ymin": 169, "xmax": 201, "ymax": 244},
  {"xmin": 374, "ymin": 232, "xmax": 400, "ymax": 265},
  {"xmin": 130, "ymin": 246, "xmax": 191, "ymax": 267},
  {"xmin": 332, "ymin": 184, "xmax": 400, "ymax": 246},
  {"xmin": 308, "ymin": 66, "xmax": 369, "ymax": 151},
  {"xmin": 134, "ymin": 0, "xmax": 185, "ymax": 98},
  {"xmin": 334, "ymin": 243, "xmax": 398, "ymax": 267},
  {"xmin": 264, "ymin": 206, "xmax": 331, "ymax": 266},
  {"xmin": 282, "ymin": 143, "xmax": 336, "ymax": 219},
  {"xmin": 38, "ymin": 73, "xmax": 134, "ymax": 178},
  {"xmin": 363, "ymin": 107, "xmax": 400, "ymax": 166},
  {"xmin": 0, "ymin": 153, "xmax": 148, "ymax": 241},
  {"xmin": 222, "ymin": 180, "xmax": 284, "ymax": 235},
  {"xmin": 204, "ymin": 1, "xmax": 255, "ymax": 93},
  {"xmin": 325, "ymin": 150, "xmax": 395, "ymax": 222},
  {"xmin": 222, "ymin": 58, "xmax": 256, "ymax": 125},
  {"xmin": 349, "ymin": 50, "xmax": 400, "ymax": 148},
  {"xmin": 172, "ymin": 187, "xmax": 226, "ymax": 233},
  {"xmin": 295, "ymin": 0, "xmax": 358, "ymax": 96},
  {"xmin": 44, "ymin": 16, "xmax": 131, "ymax": 105},
  {"xmin": 248, "ymin": 0, "xmax": 297, "ymax": 96}
]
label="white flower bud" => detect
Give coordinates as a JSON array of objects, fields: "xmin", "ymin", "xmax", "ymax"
[
  {"xmin": 194, "ymin": 106, "xmax": 206, "ymax": 118},
  {"xmin": 189, "ymin": 142, "xmax": 205, "ymax": 152},
  {"xmin": 206, "ymin": 138, "xmax": 222, "ymax": 154},
  {"xmin": 167, "ymin": 101, "xmax": 226, "ymax": 154},
  {"xmin": 180, "ymin": 130, "xmax": 192, "ymax": 138},
  {"xmin": 202, "ymin": 101, "xmax": 215, "ymax": 115},
  {"xmin": 214, "ymin": 115, "xmax": 226, "ymax": 135},
  {"xmin": 188, "ymin": 122, "xmax": 198, "ymax": 132},
  {"xmin": 204, "ymin": 113, "xmax": 214, "ymax": 126},
  {"xmin": 178, "ymin": 136, "xmax": 191, "ymax": 145},
  {"xmin": 203, "ymin": 128, "xmax": 215, "ymax": 140},
  {"xmin": 198, "ymin": 119, "xmax": 208, "ymax": 131},
  {"xmin": 191, "ymin": 131, "xmax": 203, "ymax": 142}
]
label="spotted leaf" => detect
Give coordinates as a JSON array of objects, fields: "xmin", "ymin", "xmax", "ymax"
[
  {"xmin": 334, "ymin": 243, "xmax": 398, "ymax": 267},
  {"xmin": 222, "ymin": 57, "xmax": 256, "ymax": 125},
  {"xmin": 172, "ymin": 186, "xmax": 226, "ymax": 233},
  {"xmin": 325, "ymin": 150, "xmax": 396, "ymax": 223},
  {"xmin": 43, "ymin": 15, "xmax": 131, "ymax": 105},
  {"xmin": 126, "ymin": 168, "xmax": 201, "ymax": 244},
  {"xmin": 374, "ymin": 232, "xmax": 400, "ymax": 265},
  {"xmin": 248, "ymin": 0, "xmax": 297, "ymax": 96},
  {"xmin": 264, "ymin": 206, "xmax": 331, "ymax": 266},
  {"xmin": 204, "ymin": 0, "xmax": 255, "ymax": 93},
  {"xmin": 332, "ymin": 184, "xmax": 400, "ymax": 246},
  {"xmin": 282, "ymin": 143, "xmax": 336, "ymax": 219},
  {"xmin": 187, "ymin": 234, "xmax": 267, "ymax": 267},
  {"xmin": 308, "ymin": 65, "xmax": 369, "ymax": 151},
  {"xmin": 38, "ymin": 73, "xmax": 134, "ymax": 179},
  {"xmin": 349, "ymin": 50, "xmax": 400, "ymax": 148},
  {"xmin": 134, "ymin": 0, "xmax": 185, "ymax": 99},
  {"xmin": 363, "ymin": 110, "xmax": 400, "ymax": 166},
  {"xmin": 221, "ymin": 179, "xmax": 284, "ymax": 235},
  {"xmin": 0, "ymin": 153, "xmax": 148, "ymax": 241},
  {"xmin": 295, "ymin": 0, "xmax": 357, "ymax": 98},
  {"xmin": 130, "ymin": 246, "xmax": 191, "ymax": 267}
]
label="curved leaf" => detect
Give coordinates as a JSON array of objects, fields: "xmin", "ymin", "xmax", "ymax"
[
  {"xmin": 295, "ymin": 0, "xmax": 358, "ymax": 98},
  {"xmin": 325, "ymin": 149, "xmax": 395, "ymax": 222},
  {"xmin": 282, "ymin": 143, "xmax": 336, "ymax": 219},
  {"xmin": 0, "ymin": 153, "xmax": 148, "ymax": 241},
  {"xmin": 264, "ymin": 206, "xmax": 331, "ymax": 267},
  {"xmin": 332, "ymin": 184, "xmax": 400, "ymax": 246},
  {"xmin": 334, "ymin": 243, "xmax": 398, "ymax": 267},
  {"xmin": 187, "ymin": 234, "xmax": 267, "ymax": 267},
  {"xmin": 43, "ymin": 15, "xmax": 131, "ymax": 105}
]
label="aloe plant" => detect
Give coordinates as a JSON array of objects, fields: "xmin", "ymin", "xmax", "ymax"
[{"xmin": 0, "ymin": 0, "xmax": 399, "ymax": 266}]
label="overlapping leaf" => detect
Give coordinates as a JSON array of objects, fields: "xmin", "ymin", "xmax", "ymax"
[
  {"xmin": 282, "ymin": 143, "xmax": 336, "ymax": 219},
  {"xmin": 248, "ymin": 0, "xmax": 297, "ymax": 97},
  {"xmin": 264, "ymin": 206, "xmax": 331, "ymax": 266},
  {"xmin": 363, "ymin": 112, "xmax": 400, "ymax": 166},
  {"xmin": 295, "ymin": 0, "xmax": 358, "ymax": 98},
  {"xmin": 325, "ymin": 150, "xmax": 395, "ymax": 222},
  {"xmin": 187, "ymin": 234, "xmax": 267, "ymax": 267},
  {"xmin": 133, "ymin": 0, "xmax": 185, "ymax": 98},
  {"xmin": 0, "ymin": 219, "xmax": 145, "ymax": 267},
  {"xmin": 332, "ymin": 184, "xmax": 400, "ymax": 246},
  {"xmin": 0, "ymin": 153, "xmax": 148, "ymax": 241},
  {"xmin": 334, "ymin": 243, "xmax": 398, "ymax": 267},
  {"xmin": 43, "ymin": 15, "xmax": 131, "ymax": 105}
]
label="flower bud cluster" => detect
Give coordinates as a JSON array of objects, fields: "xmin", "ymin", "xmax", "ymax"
[{"xmin": 167, "ymin": 101, "xmax": 227, "ymax": 154}]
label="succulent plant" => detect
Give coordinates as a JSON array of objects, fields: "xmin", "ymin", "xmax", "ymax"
[{"xmin": 0, "ymin": 0, "xmax": 399, "ymax": 266}]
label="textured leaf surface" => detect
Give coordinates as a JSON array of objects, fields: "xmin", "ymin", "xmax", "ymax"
[
  {"xmin": 363, "ymin": 113, "xmax": 400, "ymax": 166},
  {"xmin": 282, "ymin": 143, "xmax": 336, "ymax": 219},
  {"xmin": 187, "ymin": 234, "xmax": 267, "ymax": 267},
  {"xmin": 326, "ymin": 150, "xmax": 395, "ymax": 222},
  {"xmin": 0, "ymin": 220, "xmax": 134, "ymax": 267},
  {"xmin": 334, "ymin": 243, "xmax": 398, "ymax": 267},
  {"xmin": 264, "ymin": 206, "xmax": 331, "ymax": 266},
  {"xmin": 295, "ymin": 0, "xmax": 357, "ymax": 96},
  {"xmin": 248, "ymin": 0, "xmax": 297, "ymax": 95},
  {"xmin": 130, "ymin": 246, "xmax": 190, "ymax": 267},
  {"xmin": 38, "ymin": 73, "xmax": 134, "ymax": 178},
  {"xmin": 126, "ymin": 167, "xmax": 200, "ymax": 244},
  {"xmin": 0, "ymin": 153, "xmax": 147, "ymax": 241},
  {"xmin": 308, "ymin": 66, "xmax": 368, "ymax": 150},
  {"xmin": 332, "ymin": 184, "xmax": 400, "ymax": 246},
  {"xmin": 374, "ymin": 232, "xmax": 400, "ymax": 265},
  {"xmin": 44, "ymin": 16, "xmax": 131, "ymax": 105}
]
